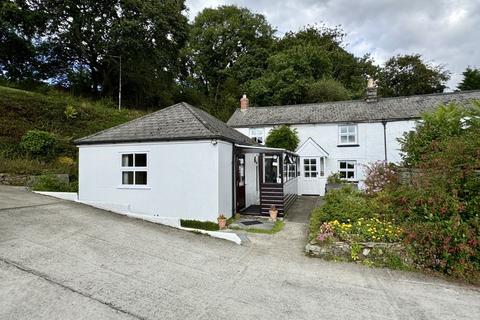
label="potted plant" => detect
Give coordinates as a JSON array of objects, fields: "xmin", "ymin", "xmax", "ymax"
[
  {"xmin": 217, "ymin": 214, "xmax": 227, "ymax": 230},
  {"xmin": 269, "ymin": 205, "xmax": 278, "ymax": 222}
]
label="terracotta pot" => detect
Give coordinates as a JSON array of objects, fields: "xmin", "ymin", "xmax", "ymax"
[
  {"xmin": 269, "ymin": 208, "xmax": 278, "ymax": 222},
  {"xmin": 218, "ymin": 218, "xmax": 227, "ymax": 230}
]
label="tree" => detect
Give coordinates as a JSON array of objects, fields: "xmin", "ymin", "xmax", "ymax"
[
  {"xmin": 245, "ymin": 26, "xmax": 377, "ymax": 106},
  {"xmin": 378, "ymin": 54, "xmax": 450, "ymax": 97},
  {"xmin": 265, "ymin": 125, "xmax": 300, "ymax": 151},
  {"xmin": 184, "ymin": 5, "xmax": 275, "ymax": 119},
  {"xmin": 458, "ymin": 67, "xmax": 480, "ymax": 91}
]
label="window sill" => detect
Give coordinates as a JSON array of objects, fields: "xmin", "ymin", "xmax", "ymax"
[
  {"xmin": 337, "ymin": 144, "xmax": 359, "ymax": 147},
  {"xmin": 117, "ymin": 185, "xmax": 151, "ymax": 190}
]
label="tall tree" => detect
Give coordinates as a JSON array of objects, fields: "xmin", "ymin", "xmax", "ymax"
[
  {"xmin": 245, "ymin": 26, "xmax": 377, "ymax": 106},
  {"xmin": 378, "ymin": 54, "xmax": 450, "ymax": 97},
  {"xmin": 458, "ymin": 67, "xmax": 480, "ymax": 91},
  {"xmin": 185, "ymin": 5, "xmax": 275, "ymax": 117}
]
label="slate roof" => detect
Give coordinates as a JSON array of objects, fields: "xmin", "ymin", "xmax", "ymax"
[
  {"xmin": 227, "ymin": 90, "xmax": 480, "ymax": 127},
  {"xmin": 75, "ymin": 102, "xmax": 254, "ymax": 145}
]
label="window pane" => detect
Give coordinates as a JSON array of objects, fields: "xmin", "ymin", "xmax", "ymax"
[
  {"xmin": 122, "ymin": 171, "xmax": 134, "ymax": 184},
  {"xmin": 339, "ymin": 171, "xmax": 347, "ymax": 179},
  {"xmin": 310, "ymin": 159, "xmax": 317, "ymax": 165},
  {"xmin": 339, "ymin": 162, "xmax": 346, "ymax": 169},
  {"xmin": 122, "ymin": 154, "xmax": 133, "ymax": 167},
  {"xmin": 348, "ymin": 135, "xmax": 355, "ymax": 143},
  {"xmin": 135, "ymin": 171, "xmax": 148, "ymax": 185},
  {"xmin": 304, "ymin": 159, "xmax": 309, "ymax": 165},
  {"xmin": 340, "ymin": 126, "xmax": 347, "ymax": 134},
  {"xmin": 340, "ymin": 136, "xmax": 348, "ymax": 143},
  {"xmin": 311, "ymin": 172, "xmax": 318, "ymax": 178},
  {"xmin": 311, "ymin": 165, "xmax": 317, "ymax": 171},
  {"xmin": 135, "ymin": 154, "xmax": 147, "ymax": 167},
  {"xmin": 264, "ymin": 156, "xmax": 278, "ymax": 183},
  {"xmin": 347, "ymin": 171, "xmax": 355, "ymax": 179},
  {"xmin": 347, "ymin": 162, "xmax": 355, "ymax": 169},
  {"xmin": 348, "ymin": 125, "xmax": 356, "ymax": 133},
  {"xmin": 305, "ymin": 172, "xmax": 310, "ymax": 178}
]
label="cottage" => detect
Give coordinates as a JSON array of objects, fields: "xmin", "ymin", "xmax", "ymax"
[
  {"xmin": 227, "ymin": 89, "xmax": 480, "ymax": 196},
  {"xmin": 76, "ymin": 88, "xmax": 480, "ymax": 222}
]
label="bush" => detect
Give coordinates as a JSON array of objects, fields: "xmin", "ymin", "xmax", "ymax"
[
  {"xmin": 265, "ymin": 125, "xmax": 300, "ymax": 151},
  {"xmin": 20, "ymin": 130, "xmax": 57, "ymax": 158},
  {"xmin": 32, "ymin": 174, "xmax": 78, "ymax": 192},
  {"xmin": 180, "ymin": 219, "xmax": 219, "ymax": 231},
  {"xmin": 363, "ymin": 162, "xmax": 398, "ymax": 194},
  {"xmin": 310, "ymin": 185, "xmax": 377, "ymax": 239}
]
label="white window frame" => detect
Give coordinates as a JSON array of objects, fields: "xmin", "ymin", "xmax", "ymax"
[
  {"xmin": 249, "ymin": 128, "xmax": 265, "ymax": 144},
  {"xmin": 119, "ymin": 152, "xmax": 149, "ymax": 188},
  {"xmin": 338, "ymin": 124, "xmax": 358, "ymax": 145},
  {"xmin": 303, "ymin": 158, "xmax": 318, "ymax": 178},
  {"xmin": 338, "ymin": 160, "xmax": 356, "ymax": 181}
]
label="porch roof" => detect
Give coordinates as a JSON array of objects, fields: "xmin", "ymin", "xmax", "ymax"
[{"xmin": 234, "ymin": 144, "xmax": 298, "ymax": 156}]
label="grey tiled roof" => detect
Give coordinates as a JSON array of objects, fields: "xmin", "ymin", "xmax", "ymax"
[
  {"xmin": 227, "ymin": 91, "xmax": 480, "ymax": 127},
  {"xmin": 75, "ymin": 102, "xmax": 254, "ymax": 145}
]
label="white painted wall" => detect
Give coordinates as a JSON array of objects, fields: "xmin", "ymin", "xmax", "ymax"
[
  {"xmin": 78, "ymin": 140, "xmax": 234, "ymax": 222},
  {"xmin": 236, "ymin": 119, "xmax": 417, "ymax": 194}
]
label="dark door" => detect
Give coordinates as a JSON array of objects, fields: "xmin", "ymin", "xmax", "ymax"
[{"xmin": 236, "ymin": 155, "xmax": 246, "ymax": 212}]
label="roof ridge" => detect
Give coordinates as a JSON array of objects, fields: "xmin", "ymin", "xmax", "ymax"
[
  {"xmin": 74, "ymin": 103, "xmax": 184, "ymax": 143},
  {"xmin": 181, "ymin": 102, "xmax": 221, "ymax": 137},
  {"xmin": 244, "ymin": 90, "xmax": 480, "ymax": 110}
]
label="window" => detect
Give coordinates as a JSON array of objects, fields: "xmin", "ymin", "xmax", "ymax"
[
  {"xmin": 264, "ymin": 155, "xmax": 280, "ymax": 183},
  {"xmin": 339, "ymin": 160, "xmax": 356, "ymax": 180},
  {"xmin": 303, "ymin": 159, "xmax": 318, "ymax": 178},
  {"xmin": 249, "ymin": 128, "xmax": 265, "ymax": 144},
  {"xmin": 121, "ymin": 153, "xmax": 148, "ymax": 185},
  {"xmin": 339, "ymin": 125, "xmax": 357, "ymax": 145},
  {"xmin": 283, "ymin": 154, "xmax": 298, "ymax": 182}
]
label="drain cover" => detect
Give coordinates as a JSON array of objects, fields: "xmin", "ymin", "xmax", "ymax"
[{"xmin": 241, "ymin": 220, "xmax": 263, "ymax": 226}]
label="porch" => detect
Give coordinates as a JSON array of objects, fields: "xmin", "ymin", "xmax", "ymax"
[{"xmin": 234, "ymin": 144, "xmax": 299, "ymax": 217}]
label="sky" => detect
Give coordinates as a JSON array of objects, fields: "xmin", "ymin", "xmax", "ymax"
[{"xmin": 185, "ymin": 0, "xmax": 480, "ymax": 91}]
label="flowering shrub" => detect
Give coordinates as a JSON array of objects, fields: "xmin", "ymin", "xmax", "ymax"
[
  {"xmin": 363, "ymin": 162, "xmax": 398, "ymax": 194},
  {"xmin": 317, "ymin": 218, "xmax": 402, "ymax": 243}
]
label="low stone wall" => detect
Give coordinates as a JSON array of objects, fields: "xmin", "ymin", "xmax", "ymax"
[{"xmin": 305, "ymin": 240, "xmax": 407, "ymax": 262}]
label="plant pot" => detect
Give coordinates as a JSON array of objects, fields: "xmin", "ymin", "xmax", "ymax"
[
  {"xmin": 217, "ymin": 218, "xmax": 227, "ymax": 230},
  {"xmin": 269, "ymin": 208, "xmax": 278, "ymax": 222}
]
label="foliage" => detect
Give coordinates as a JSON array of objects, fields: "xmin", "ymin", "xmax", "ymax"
[
  {"xmin": 31, "ymin": 174, "xmax": 78, "ymax": 192},
  {"xmin": 458, "ymin": 67, "xmax": 480, "ymax": 91},
  {"xmin": 326, "ymin": 172, "xmax": 344, "ymax": 184},
  {"xmin": 265, "ymin": 125, "xmax": 300, "ymax": 151},
  {"xmin": 240, "ymin": 220, "xmax": 285, "ymax": 234},
  {"xmin": 245, "ymin": 26, "xmax": 377, "ymax": 106},
  {"xmin": 20, "ymin": 130, "xmax": 57, "ymax": 158},
  {"xmin": 378, "ymin": 54, "xmax": 450, "ymax": 97},
  {"xmin": 309, "ymin": 185, "xmax": 377, "ymax": 239},
  {"xmin": 328, "ymin": 218, "xmax": 403, "ymax": 243},
  {"xmin": 180, "ymin": 219, "xmax": 219, "ymax": 231},
  {"xmin": 64, "ymin": 105, "xmax": 78, "ymax": 119},
  {"xmin": 363, "ymin": 162, "xmax": 398, "ymax": 194}
]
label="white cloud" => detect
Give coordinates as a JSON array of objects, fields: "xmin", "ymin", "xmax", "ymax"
[{"xmin": 186, "ymin": 0, "xmax": 480, "ymax": 90}]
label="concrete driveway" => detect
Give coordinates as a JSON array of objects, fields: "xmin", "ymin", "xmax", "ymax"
[{"xmin": 0, "ymin": 186, "xmax": 479, "ymax": 320}]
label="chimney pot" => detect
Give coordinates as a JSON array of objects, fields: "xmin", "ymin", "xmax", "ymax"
[{"xmin": 240, "ymin": 94, "xmax": 249, "ymax": 111}]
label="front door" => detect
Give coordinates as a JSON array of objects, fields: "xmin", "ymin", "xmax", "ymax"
[
  {"xmin": 236, "ymin": 155, "xmax": 246, "ymax": 211},
  {"xmin": 299, "ymin": 157, "xmax": 323, "ymax": 195}
]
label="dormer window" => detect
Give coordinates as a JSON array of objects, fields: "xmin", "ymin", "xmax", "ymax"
[
  {"xmin": 249, "ymin": 128, "xmax": 265, "ymax": 144},
  {"xmin": 338, "ymin": 125, "xmax": 357, "ymax": 146}
]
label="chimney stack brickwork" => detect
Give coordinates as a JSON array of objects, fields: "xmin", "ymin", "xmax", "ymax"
[
  {"xmin": 365, "ymin": 77, "xmax": 378, "ymax": 103},
  {"xmin": 240, "ymin": 94, "xmax": 249, "ymax": 111}
]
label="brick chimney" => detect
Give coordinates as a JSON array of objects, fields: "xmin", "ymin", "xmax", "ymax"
[
  {"xmin": 240, "ymin": 94, "xmax": 249, "ymax": 111},
  {"xmin": 365, "ymin": 77, "xmax": 378, "ymax": 103}
]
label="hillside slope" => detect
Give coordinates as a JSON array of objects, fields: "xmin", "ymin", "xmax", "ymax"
[{"xmin": 0, "ymin": 86, "xmax": 145, "ymax": 175}]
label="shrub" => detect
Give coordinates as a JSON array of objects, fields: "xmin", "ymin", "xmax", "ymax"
[
  {"xmin": 180, "ymin": 219, "xmax": 219, "ymax": 231},
  {"xmin": 64, "ymin": 105, "xmax": 78, "ymax": 119},
  {"xmin": 20, "ymin": 130, "xmax": 57, "ymax": 158},
  {"xmin": 326, "ymin": 172, "xmax": 343, "ymax": 184},
  {"xmin": 32, "ymin": 174, "xmax": 78, "ymax": 192},
  {"xmin": 265, "ymin": 125, "xmax": 300, "ymax": 151},
  {"xmin": 310, "ymin": 185, "xmax": 377, "ymax": 239},
  {"xmin": 363, "ymin": 162, "xmax": 398, "ymax": 194}
]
